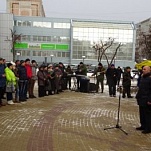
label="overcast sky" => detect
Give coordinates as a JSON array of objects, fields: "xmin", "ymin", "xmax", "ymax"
[{"xmin": 0, "ymin": 0, "xmax": 151, "ymax": 23}]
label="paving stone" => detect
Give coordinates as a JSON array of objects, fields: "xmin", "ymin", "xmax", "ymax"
[{"xmin": 0, "ymin": 84, "xmax": 151, "ymax": 151}]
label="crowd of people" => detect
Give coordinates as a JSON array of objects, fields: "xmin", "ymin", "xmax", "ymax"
[
  {"xmin": 0, "ymin": 58, "xmax": 89, "ymax": 106},
  {"xmin": 1, "ymin": 57, "xmax": 151, "ymax": 133},
  {"xmin": 0, "ymin": 57, "xmax": 137, "ymax": 106}
]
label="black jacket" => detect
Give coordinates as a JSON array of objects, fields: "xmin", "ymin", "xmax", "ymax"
[
  {"xmin": 106, "ymin": 68, "xmax": 118, "ymax": 84},
  {"xmin": 18, "ymin": 65, "xmax": 28, "ymax": 80},
  {"xmin": 122, "ymin": 71, "xmax": 133, "ymax": 87},
  {"xmin": 136, "ymin": 73, "xmax": 151, "ymax": 106}
]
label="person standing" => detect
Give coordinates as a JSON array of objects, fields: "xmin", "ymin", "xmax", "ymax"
[
  {"xmin": 117, "ymin": 66, "xmax": 123, "ymax": 86},
  {"xmin": 78, "ymin": 62, "xmax": 87, "ymax": 76},
  {"xmin": 78, "ymin": 62, "xmax": 88, "ymax": 93},
  {"xmin": 5, "ymin": 63, "xmax": 17, "ymax": 105},
  {"xmin": 54, "ymin": 64, "xmax": 62, "ymax": 94},
  {"xmin": 25, "ymin": 59, "xmax": 32, "ymax": 98},
  {"xmin": 18, "ymin": 60, "xmax": 28, "ymax": 101},
  {"xmin": 136, "ymin": 66, "xmax": 151, "ymax": 134},
  {"xmin": 29, "ymin": 60, "xmax": 37, "ymax": 98},
  {"xmin": 1, "ymin": 58, "xmax": 7, "ymax": 99},
  {"xmin": 47, "ymin": 64, "xmax": 55, "ymax": 95},
  {"xmin": 106, "ymin": 64, "xmax": 118, "ymax": 97},
  {"xmin": 14, "ymin": 60, "xmax": 20, "ymax": 102},
  {"xmin": 0, "ymin": 58, "xmax": 6, "ymax": 106},
  {"xmin": 92, "ymin": 63, "xmax": 106, "ymax": 93},
  {"xmin": 122, "ymin": 66, "xmax": 133, "ymax": 98},
  {"xmin": 37, "ymin": 65, "xmax": 47, "ymax": 97},
  {"xmin": 66, "ymin": 65, "xmax": 73, "ymax": 90}
]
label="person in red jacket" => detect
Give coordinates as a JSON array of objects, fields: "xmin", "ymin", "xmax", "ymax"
[{"xmin": 25, "ymin": 59, "xmax": 32, "ymax": 99}]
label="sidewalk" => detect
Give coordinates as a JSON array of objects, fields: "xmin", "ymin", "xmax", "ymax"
[{"xmin": 0, "ymin": 81, "xmax": 150, "ymax": 151}]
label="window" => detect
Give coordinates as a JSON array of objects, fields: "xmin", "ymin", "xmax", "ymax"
[
  {"xmin": 54, "ymin": 23, "xmax": 70, "ymax": 29},
  {"xmin": 33, "ymin": 22, "xmax": 51, "ymax": 28}
]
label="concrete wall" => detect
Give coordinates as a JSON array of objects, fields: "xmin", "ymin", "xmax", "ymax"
[{"xmin": 0, "ymin": 13, "xmax": 13, "ymax": 61}]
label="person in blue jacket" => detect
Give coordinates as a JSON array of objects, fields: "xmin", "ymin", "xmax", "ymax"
[{"xmin": 0, "ymin": 58, "xmax": 6, "ymax": 106}]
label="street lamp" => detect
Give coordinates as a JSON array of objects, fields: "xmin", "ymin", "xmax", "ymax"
[
  {"xmin": 82, "ymin": 56, "xmax": 86, "ymax": 63},
  {"xmin": 50, "ymin": 54, "xmax": 54, "ymax": 63}
]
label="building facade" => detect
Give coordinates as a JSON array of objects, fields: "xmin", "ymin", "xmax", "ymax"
[
  {"xmin": 7, "ymin": 0, "xmax": 45, "ymax": 17},
  {"xmin": 135, "ymin": 18, "xmax": 151, "ymax": 62},
  {"xmin": 0, "ymin": 14, "xmax": 136, "ymax": 67},
  {"xmin": 0, "ymin": 13, "xmax": 14, "ymax": 61}
]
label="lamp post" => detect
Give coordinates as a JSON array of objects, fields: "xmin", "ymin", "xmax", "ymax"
[
  {"xmin": 50, "ymin": 54, "xmax": 54, "ymax": 63},
  {"xmin": 82, "ymin": 56, "xmax": 86, "ymax": 63}
]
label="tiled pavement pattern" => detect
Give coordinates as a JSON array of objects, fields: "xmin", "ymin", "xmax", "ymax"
[{"xmin": 0, "ymin": 89, "xmax": 151, "ymax": 151}]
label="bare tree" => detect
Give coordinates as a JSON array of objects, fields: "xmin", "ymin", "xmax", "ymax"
[
  {"xmin": 10, "ymin": 29, "xmax": 22, "ymax": 62},
  {"xmin": 136, "ymin": 25, "xmax": 151, "ymax": 62},
  {"xmin": 92, "ymin": 38, "xmax": 122, "ymax": 66}
]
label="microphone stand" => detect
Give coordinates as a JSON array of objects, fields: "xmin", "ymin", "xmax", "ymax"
[{"xmin": 104, "ymin": 86, "xmax": 128, "ymax": 135}]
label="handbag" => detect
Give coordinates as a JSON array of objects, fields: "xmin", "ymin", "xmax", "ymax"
[{"xmin": 6, "ymin": 82, "xmax": 15, "ymax": 93}]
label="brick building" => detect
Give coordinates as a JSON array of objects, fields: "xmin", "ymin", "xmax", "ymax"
[{"xmin": 6, "ymin": 0, "xmax": 45, "ymax": 17}]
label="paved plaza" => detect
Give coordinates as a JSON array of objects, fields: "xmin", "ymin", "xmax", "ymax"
[{"xmin": 0, "ymin": 83, "xmax": 151, "ymax": 151}]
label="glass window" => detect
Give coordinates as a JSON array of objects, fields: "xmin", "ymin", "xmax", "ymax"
[
  {"xmin": 21, "ymin": 35, "xmax": 30, "ymax": 41},
  {"xmin": 54, "ymin": 23, "xmax": 70, "ymax": 29},
  {"xmin": 18, "ymin": 21, "xmax": 22, "ymax": 26},
  {"xmin": 57, "ymin": 52, "xmax": 61, "ymax": 57},
  {"xmin": 38, "ymin": 36, "xmax": 42, "ymax": 41},
  {"xmin": 33, "ymin": 51, "xmax": 42, "ymax": 56},
  {"xmin": 47, "ymin": 36, "xmax": 51, "ymax": 42},
  {"xmin": 33, "ymin": 36, "xmax": 38, "ymax": 41},
  {"xmin": 43, "ymin": 36, "xmax": 47, "ymax": 41},
  {"xmin": 72, "ymin": 22, "xmax": 134, "ymax": 60},
  {"xmin": 62, "ymin": 52, "xmax": 66, "ymax": 57},
  {"xmin": 22, "ymin": 50, "xmax": 30, "ymax": 56},
  {"xmin": 27, "ymin": 21, "xmax": 31, "ymax": 26},
  {"xmin": 22, "ymin": 21, "xmax": 27, "ymax": 26},
  {"xmin": 33, "ymin": 22, "xmax": 51, "ymax": 28}
]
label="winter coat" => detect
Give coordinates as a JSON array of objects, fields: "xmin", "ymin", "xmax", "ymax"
[
  {"xmin": 25, "ymin": 64, "xmax": 32, "ymax": 79},
  {"xmin": 37, "ymin": 70, "xmax": 45, "ymax": 86},
  {"xmin": 136, "ymin": 73, "xmax": 151, "ymax": 106},
  {"xmin": 106, "ymin": 68, "xmax": 118, "ymax": 85},
  {"xmin": 0, "ymin": 64, "xmax": 6, "ymax": 87},
  {"xmin": 93, "ymin": 67, "xmax": 105, "ymax": 80},
  {"xmin": 5, "ymin": 67, "xmax": 17, "ymax": 86},
  {"xmin": 18, "ymin": 65, "xmax": 28, "ymax": 80},
  {"xmin": 122, "ymin": 71, "xmax": 133, "ymax": 87},
  {"xmin": 31, "ymin": 65, "xmax": 38, "ymax": 80},
  {"xmin": 78, "ymin": 65, "xmax": 87, "ymax": 76}
]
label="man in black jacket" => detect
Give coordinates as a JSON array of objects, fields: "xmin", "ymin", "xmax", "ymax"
[
  {"xmin": 106, "ymin": 64, "xmax": 118, "ymax": 97},
  {"xmin": 122, "ymin": 66, "xmax": 133, "ymax": 98},
  {"xmin": 18, "ymin": 60, "xmax": 28, "ymax": 101},
  {"xmin": 136, "ymin": 66, "xmax": 151, "ymax": 134}
]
